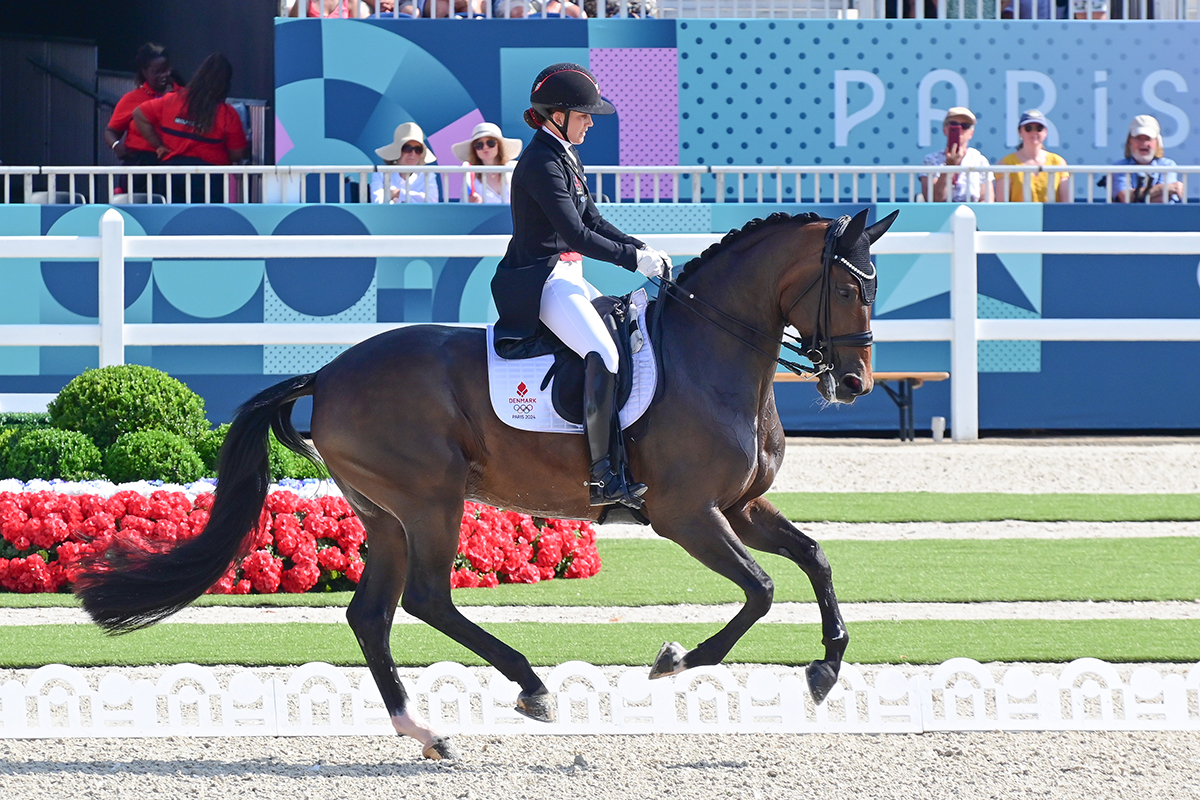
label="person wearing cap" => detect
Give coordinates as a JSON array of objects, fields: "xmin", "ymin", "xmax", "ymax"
[
  {"xmin": 452, "ymin": 122, "xmax": 522, "ymax": 204},
  {"xmin": 994, "ymin": 109, "xmax": 1070, "ymax": 203},
  {"xmin": 1111, "ymin": 115, "xmax": 1182, "ymax": 204},
  {"xmin": 370, "ymin": 122, "xmax": 439, "ymax": 204},
  {"xmin": 920, "ymin": 107, "xmax": 993, "ymax": 203},
  {"xmin": 491, "ymin": 63, "xmax": 669, "ymax": 512}
]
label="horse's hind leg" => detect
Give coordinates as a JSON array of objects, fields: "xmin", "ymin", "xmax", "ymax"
[
  {"xmin": 396, "ymin": 495, "xmax": 555, "ymax": 722},
  {"xmin": 341, "ymin": 492, "xmax": 457, "ymax": 760},
  {"xmin": 724, "ymin": 496, "xmax": 848, "ymax": 704}
]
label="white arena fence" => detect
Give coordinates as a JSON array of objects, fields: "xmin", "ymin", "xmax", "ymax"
[
  {"xmin": 3, "ymin": 206, "xmax": 1200, "ymax": 440},
  {"xmin": 281, "ymin": 0, "xmax": 1196, "ymax": 19},
  {"xmin": 4, "ymin": 164, "xmax": 1198, "ymax": 205},
  {"xmin": 2, "ymin": 658, "xmax": 1198, "ymax": 737}
]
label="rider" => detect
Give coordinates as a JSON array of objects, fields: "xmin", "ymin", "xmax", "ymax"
[{"xmin": 491, "ymin": 63, "xmax": 670, "ymax": 511}]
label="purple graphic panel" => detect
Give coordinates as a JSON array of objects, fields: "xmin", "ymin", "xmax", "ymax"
[{"xmin": 589, "ymin": 48, "xmax": 678, "ymax": 201}]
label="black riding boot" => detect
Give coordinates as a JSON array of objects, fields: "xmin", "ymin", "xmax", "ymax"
[{"xmin": 584, "ymin": 352, "xmax": 647, "ymax": 510}]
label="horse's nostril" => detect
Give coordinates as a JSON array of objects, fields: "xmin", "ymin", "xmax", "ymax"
[{"xmin": 841, "ymin": 375, "xmax": 863, "ymax": 395}]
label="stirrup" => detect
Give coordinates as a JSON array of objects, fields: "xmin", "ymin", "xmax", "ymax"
[{"xmin": 589, "ymin": 468, "xmax": 647, "ymax": 511}]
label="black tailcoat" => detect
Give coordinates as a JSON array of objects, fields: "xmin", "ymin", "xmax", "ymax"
[{"xmin": 491, "ymin": 128, "xmax": 643, "ymax": 344}]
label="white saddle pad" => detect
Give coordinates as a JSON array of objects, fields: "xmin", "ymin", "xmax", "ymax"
[{"xmin": 487, "ymin": 288, "xmax": 657, "ymax": 434}]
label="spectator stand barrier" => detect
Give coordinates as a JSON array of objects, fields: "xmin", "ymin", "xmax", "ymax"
[
  {"xmin": 281, "ymin": 0, "xmax": 1196, "ymax": 18},
  {"xmin": 3, "ymin": 206, "xmax": 1200, "ymax": 439},
  {"xmin": 4, "ymin": 165, "xmax": 1199, "ymax": 205}
]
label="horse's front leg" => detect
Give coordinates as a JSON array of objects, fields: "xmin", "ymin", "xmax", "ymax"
[
  {"xmin": 649, "ymin": 508, "xmax": 775, "ymax": 678},
  {"xmin": 724, "ymin": 496, "xmax": 848, "ymax": 704}
]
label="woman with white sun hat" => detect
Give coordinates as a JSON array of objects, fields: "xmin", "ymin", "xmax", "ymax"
[
  {"xmin": 370, "ymin": 121, "xmax": 439, "ymax": 204},
  {"xmin": 451, "ymin": 122, "xmax": 523, "ymax": 204}
]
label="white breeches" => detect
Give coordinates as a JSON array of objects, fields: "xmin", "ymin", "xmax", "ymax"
[{"xmin": 539, "ymin": 258, "xmax": 620, "ymax": 374}]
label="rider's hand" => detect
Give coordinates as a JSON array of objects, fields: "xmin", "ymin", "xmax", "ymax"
[{"xmin": 636, "ymin": 248, "xmax": 666, "ymax": 278}]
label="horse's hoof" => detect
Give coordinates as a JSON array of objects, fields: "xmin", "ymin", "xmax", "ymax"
[
  {"xmin": 422, "ymin": 736, "xmax": 460, "ymax": 761},
  {"xmin": 806, "ymin": 659, "xmax": 840, "ymax": 705},
  {"xmin": 649, "ymin": 641, "xmax": 687, "ymax": 680},
  {"xmin": 515, "ymin": 691, "xmax": 556, "ymax": 723}
]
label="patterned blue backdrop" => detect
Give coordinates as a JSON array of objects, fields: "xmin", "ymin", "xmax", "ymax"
[{"xmin": 3, "ymin": 202, "xmax": 1199, "ymax": 431}]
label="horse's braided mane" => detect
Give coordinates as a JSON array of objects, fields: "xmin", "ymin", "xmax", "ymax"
[{"xmin": 675, "ymin": 211, "xmax": 826, "ymax": 284}]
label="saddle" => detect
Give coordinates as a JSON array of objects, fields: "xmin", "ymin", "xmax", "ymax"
[{"xmin": 493, "ymin": 294, "xmax": 643, "ymax": 425}]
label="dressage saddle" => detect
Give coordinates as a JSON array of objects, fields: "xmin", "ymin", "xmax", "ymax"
[{"xmin": 492, "ymin": 293, "xmax": 644, "ymax": 425}]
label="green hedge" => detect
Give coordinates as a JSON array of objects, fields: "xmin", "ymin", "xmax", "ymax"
[
  {"xmin": 48, "ymin": 365, "xmax": 208, "ymax": 450},
  {"xmin": 4, "ymin": 428, "xmax": 102, "ymax": 482},
  {"xmin": 103, "ymin": 430, "xmax": 206, "ymax": 484},
  {"xmin": 0, "ymin": 412, "xmax": 51, "ymax": 429}
]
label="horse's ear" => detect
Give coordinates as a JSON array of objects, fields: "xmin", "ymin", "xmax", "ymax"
[
  {"xmin": 865, "ymin": 209, "xmax": 900, "ymax": 245},
  {"xmin": 841, "ymin": 208, "xmax": 869, "ymax": 244}
]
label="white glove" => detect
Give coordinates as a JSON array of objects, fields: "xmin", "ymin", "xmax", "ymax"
[
  {"xmin": 636, "ymin": 247, "xmax": 666, "ymax": 278},
  {"xmin": 633, "ymin": 248, "xmax": 672, "ymax": 280}
]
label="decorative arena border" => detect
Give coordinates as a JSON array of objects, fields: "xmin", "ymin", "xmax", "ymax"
[{"xmin": 2, "ymin": 659, "xmax": 1198, "ymax": 738}]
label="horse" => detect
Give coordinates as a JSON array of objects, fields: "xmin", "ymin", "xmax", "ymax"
[{"xmin": 77, "ymin": 207, "xmax": 899, "ymax": 760}]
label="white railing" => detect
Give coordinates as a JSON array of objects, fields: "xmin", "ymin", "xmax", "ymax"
[
  {"xmin": 4, "ymin": 207, "xmax": 1200, "ymax": 439},
  {"xmin": 4, "ymin": 164, "xmax": 1197, "ymax": 205},
  {"xmin": 280, "ymin": 0, "xmax": 1195, "ymax": 17},
  {"xmin": 2, "ymin": 659, "xmax": 1197, "ymax": 737}
]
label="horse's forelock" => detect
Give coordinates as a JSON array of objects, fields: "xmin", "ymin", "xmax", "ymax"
[{"xmin": 676, "ymin": 211, "xmax": 825, "ymax": 284}]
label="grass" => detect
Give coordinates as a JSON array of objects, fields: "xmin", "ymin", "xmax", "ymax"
[
  {"xmin": 764, "ymin": 492, "xmax": 1200, "ymax": 522},
  {"xmin": 7, "ymin": 537, "xmax": 1199, "ymax": 608},
  {"xmin": 1, "ymin": 620, "xmax": 1197, "ymax": 668}
]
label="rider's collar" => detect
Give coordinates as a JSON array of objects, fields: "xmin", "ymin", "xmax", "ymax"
[{"xmin": 541, "ymin": 125, "xmax": 573, "ymax": 153}]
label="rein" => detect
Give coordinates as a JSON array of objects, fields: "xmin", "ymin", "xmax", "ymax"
[{"xmin": 654, "ymin": 216, "xmax": 874, "ymax": 379}]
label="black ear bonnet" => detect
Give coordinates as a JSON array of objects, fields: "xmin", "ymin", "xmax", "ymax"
[{"xmin": 824, "ymin": 215, "xmax": 878, "ymax": 306}]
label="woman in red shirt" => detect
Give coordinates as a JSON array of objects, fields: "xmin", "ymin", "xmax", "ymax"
[
  {"xmin": 105, "ymin": 43, "xmax": 181, "ymax": 196},
  {"xmin": 134, "ymin": 52, "xmax": 249, "ymax": 201}
]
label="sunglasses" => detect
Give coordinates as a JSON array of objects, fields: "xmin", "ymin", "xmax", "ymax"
[
  {"xmin": 1021, "ymin": 124, "xmax": 1046, "ymax": 133},
  {"xmin": 946, "ymin": 121, "xmax": 974, "ymax": 129},
  {"xmin": 401, "ymin": 143, "xmax": 425, "ymax": 154},
  {"xmin": 473, "ymin": 138, "xmax": 499, "ymax": 151}
]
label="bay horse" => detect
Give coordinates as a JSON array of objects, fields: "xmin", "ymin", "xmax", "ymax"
[{"xmin": 78, "ymin": 208, "xmax": 899, "ymax": 759}]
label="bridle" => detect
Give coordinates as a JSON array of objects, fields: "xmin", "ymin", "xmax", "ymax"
[{"xmin": 654, "ymin": 216, "xmax": 874, "ymax": 379}]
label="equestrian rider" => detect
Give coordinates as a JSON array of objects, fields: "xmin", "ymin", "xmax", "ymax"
[{"xmin": 491, "ymin": 63, "xmax": 670, "ymax": 512}]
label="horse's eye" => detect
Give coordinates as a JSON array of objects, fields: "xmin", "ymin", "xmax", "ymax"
[{"xmin": 836, "ymin": 286, "xmax": 853, "ymax": 300}]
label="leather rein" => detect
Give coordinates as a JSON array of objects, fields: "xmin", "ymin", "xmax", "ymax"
[{"xmin": 653, "ymin": 215, "xmax": 874, "ymax": 379}]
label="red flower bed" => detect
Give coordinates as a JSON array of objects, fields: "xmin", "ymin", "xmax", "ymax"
[{"xmin": 0, "ymin": 490, "xmax": 599, "ymax": 594}]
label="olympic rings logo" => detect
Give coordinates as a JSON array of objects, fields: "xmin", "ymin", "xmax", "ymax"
[{"xmin": 511, "ymin": 403, "xmax": 535, "ymax": 414}]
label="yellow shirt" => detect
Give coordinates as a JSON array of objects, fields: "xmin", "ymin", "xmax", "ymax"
[{"xmin": 998, "ymin": 151, "xmax": 1068, "ymax": 202}]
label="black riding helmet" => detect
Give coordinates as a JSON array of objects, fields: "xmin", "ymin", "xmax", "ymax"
[{"xmin": 525, "ymin": 63, "xmax": 614, "ymax": 140}]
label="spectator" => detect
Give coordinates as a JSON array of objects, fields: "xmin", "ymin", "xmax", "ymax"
[
  {"xmin": 452, "ymin": 122, "xmax": 522, "ymax": 204},
  {"xmin": 106, "ymin": 44, "xmax": 180, "ymax": 167},
  {"xmin": 105, "ymin": 43, "xmax": 181, "ymax": 197},
  {"xmin": 1111, "ymin": 115, "xmax": 1183, "ymax": 204},
  {"xmin": 994, "ymin": 109, "xmax": 1070, "ymax": 203},
  {"xmin": 583, "ymin": 0, "xmax": 655, "ymax": 15},
  {"xmin": 287, "ymin": 0, "xmax": 359, "ymax": 17},
  {"xmin": 492, "ymin": 0, "xmax": 535, "ymax": 14},
  {"xmin": 920, "ymin": 107, "xmax": 993, "ymax": 203},
  {"xmin": 538, "ymin": 0, "xmax": 586, "ymax": 14},
  {"xmin": 133, "ymin": 53, "xmax": 249, "ymax": 201},
  {"xmin": 371, "ymin": 122, "xmax": 440, "ymax": 204}
]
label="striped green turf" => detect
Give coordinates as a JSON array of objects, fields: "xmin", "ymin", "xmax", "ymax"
[
  {"xmin": 5, "ymin": 537, "xmax": 1198, "ymax": 608},
  {"xmin": 764, "ymin": 492, "xmax": 1200, "ymax": 522},
  {"xmin": 1, "ymin": 620, "xmax": 1197, "ymax": 667}
]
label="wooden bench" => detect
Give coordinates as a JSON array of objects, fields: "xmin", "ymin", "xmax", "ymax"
[{"xmin": 774, "ymin": 371, "xmax": 950, "ymax": 441}]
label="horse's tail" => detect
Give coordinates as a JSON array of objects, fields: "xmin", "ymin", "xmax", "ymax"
[{"xmin": 76, "ymin": 373, "xmax": 319, "ymax": 633}]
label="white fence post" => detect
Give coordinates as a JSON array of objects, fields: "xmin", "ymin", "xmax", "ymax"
[
  {"xmin": 950, "ymin": 205, "xmax": 978, "ymax": 441},
  {"xmin": 98, "ymin": 209, "xmax": 126, "ymax": 367}
]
